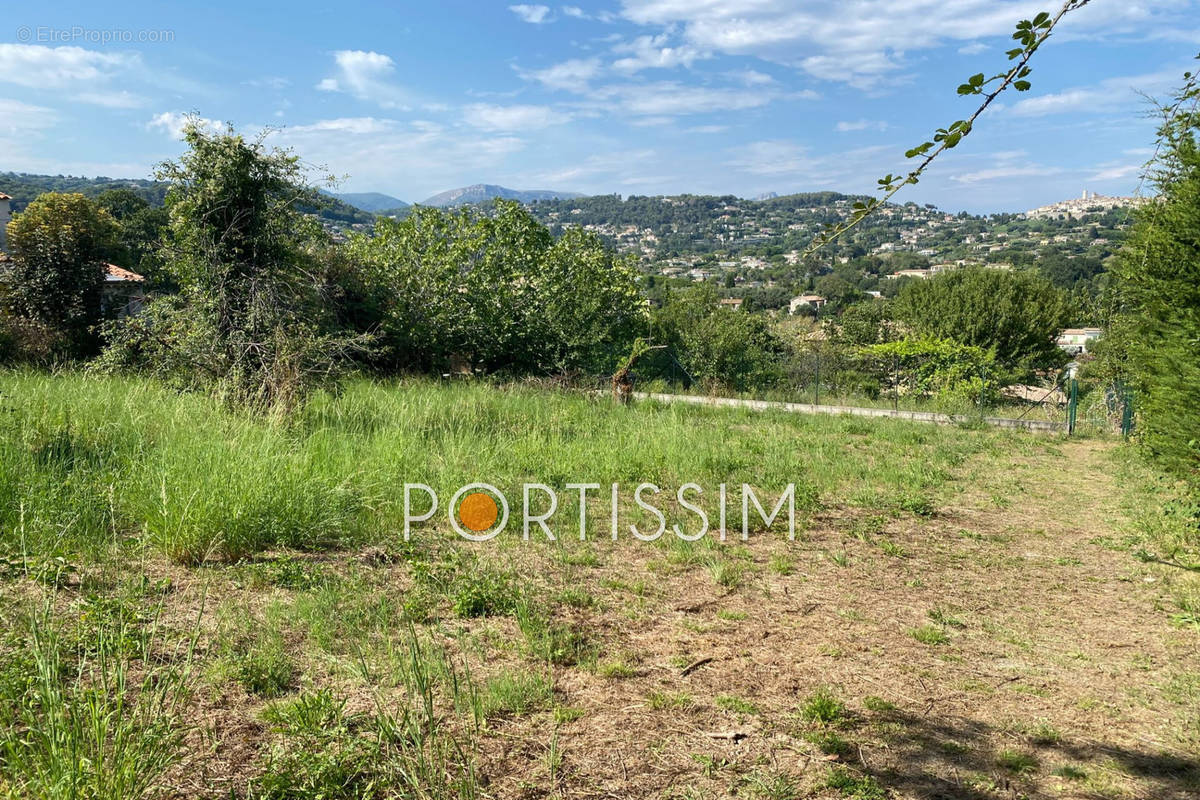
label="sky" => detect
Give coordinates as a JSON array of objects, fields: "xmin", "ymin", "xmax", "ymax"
[{"xmin": 1, "ymin": 1, "xmax": 1197, "ymax": 212}]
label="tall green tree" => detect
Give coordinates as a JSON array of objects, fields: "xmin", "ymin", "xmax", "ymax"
[
  {"xmin": 1110, "ymin": 69, "xmax": 1200, "ymax": 481},
  {"xmin": 101, "ymin": 122, "xmax": 365, "ymax": 410},
  {"xmin": 893, "ymin": 267, "xmax": 1070, "ymax": 375},
  {"xmin": 4, "ymin": 192, "xmax": 118, "ymax": 358},
  {"xmin": 96, "ymin": 188, "xmax": 169, "ymax": 280}
]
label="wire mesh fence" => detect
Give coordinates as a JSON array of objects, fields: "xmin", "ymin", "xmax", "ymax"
[{"xmin": 630, "ymin": 346, "xmax": 1134, "ymax": 436}]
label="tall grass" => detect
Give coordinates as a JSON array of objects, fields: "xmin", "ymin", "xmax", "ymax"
[
  {"xmin": 0, "ymin": 587, "xmax": 197, "ymax": 799},
  {"xmin": 0, "ymin": 370, "xmax": 1021, "ymax": 565}
]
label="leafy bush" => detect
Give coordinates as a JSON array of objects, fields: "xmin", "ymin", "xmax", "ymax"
[
  {"xmin": 652, "ymin": 284, "xmax": 789, "ymax": 391},
  {"xmin": 863, "ymin": 337, "xmax": 999, "ymax": 408},
  {"xmin": 893, "ymin": 267, "xmax": 1070, "ymax": 375},
  {"xmin": 347, "ymin": 201, "xmax": 645, "ymax": 375}
]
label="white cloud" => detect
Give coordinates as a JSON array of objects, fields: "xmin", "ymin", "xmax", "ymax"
[
  {"xmin": 732, "ymin": 69, "xmax": 776, "ymax": 86},
  {"xmin": 244, "ymin": 76, "xmax": 291, "ymax": 90},
  {"xmin": 0, "ymin": 44, "xmax": 139, "ymax": 89},
  {"xmin": 611, "ymin": 33, "xmax": 709, "ymax": 73},
  {"xmin": 616, "ymin": 0, "xmax": 1190, "ymax": 89},
  {"xmin": 463, "ymin": 103, "xmax": 572, "ymax": 131},
  {"xmin": 74, "ymin": 90, "xmax": 146, "ymax": 109},
  {"xmin": 316, "ymin": 50, "xmax": 410, "ymax": 108},
  {"xmin": 958, "ymin": 42, "xmax": 988, "ymax": 55},
  {"xmin": 509, "ymin": 4, "xmax": 552, "ymax": 23},
  {"xmin": 1009, "ymin": 68, "xmax": 1182, "ymax": 117},
  {"xmin": 147, "ymin": 111, "xmax": 220, "ymax": 139},
  {"xmin": 726, "ymin": 140, "xmax": 816, "ymax": 177},
  {"xmin": 518, "ymin": 57, "xmax": 601, "ymax": 91},
  {"xmin": 601, "ymin": 82, "xmax": 776, "ymax": 115},
  {"xmin": 0, "ymin": 98, "xmax": 56, "ymax": 134},
  {"xmin": 1089, "ymin": 163, "xmax": 1142, "ymax": 182},
  {"xmin": 289, "ymin": 117, "xmax": 398, "ymax": 135},
  {"xmin": 950, "ymin": 165, "xmax": 1065, "ymax": 184},
  {"xmin": 835, "ymin": 119, "xmax": 888, "ymax": 132},
  {"xmin": 560, "ymin": 5, "xmax": 617, "ymax": 22}
]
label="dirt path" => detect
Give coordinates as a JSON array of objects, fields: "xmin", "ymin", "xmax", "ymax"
[{"xmin": 481, "ymin": 438, "xmax": 1199, "ymax": 799}]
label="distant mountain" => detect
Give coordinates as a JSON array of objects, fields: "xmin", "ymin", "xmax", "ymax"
[
  {"xmin": 419, "ymin": 184, "xmax": 584, "ymax": 207},
  {"xmin": 752, "ymin": 191, "xmax": 779, "ymax": 201},
  {"xmin": 326, "ymin": 191, "xmax": 409, "ymax": 213}
]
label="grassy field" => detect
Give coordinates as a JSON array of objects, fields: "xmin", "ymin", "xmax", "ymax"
[{"xmin": 0, "ymin": 372, "xmax": 1196, "ymax": 799}]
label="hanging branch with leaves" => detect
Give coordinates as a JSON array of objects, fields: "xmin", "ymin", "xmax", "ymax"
[{"xmin": 803, "ymin": 0, "xmax": 1093, "ymax": 258}]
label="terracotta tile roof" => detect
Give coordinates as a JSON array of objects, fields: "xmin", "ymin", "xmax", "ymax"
[
  {"xmin": 0, "ymin": 193, "xmax": 10, "ymax": 201},
  {"xmin": 105, "ymin": 263, "xmax": 145, "ymax": 282}
]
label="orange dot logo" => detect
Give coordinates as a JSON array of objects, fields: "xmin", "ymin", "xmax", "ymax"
[{"xmin": 458, "ymin": 491, "xmax": 499, "ymax": 532}]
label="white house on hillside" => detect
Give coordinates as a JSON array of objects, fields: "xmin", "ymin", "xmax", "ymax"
[
  {"xmin": 0, "ymin": 193, "xmax": 11, "ymax": 252},
  {"xmin": 1056, "ymin": 328, "xmax": 1102, "ymax": 355},
  {"xmin": 789, "ymin": 294, "xmax": 826, "ymax": 314}
]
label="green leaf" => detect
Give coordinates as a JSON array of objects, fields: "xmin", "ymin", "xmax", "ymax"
[
  {"xmin": 969, "ymin": 73, "xmax": 985, "ymax": 86},
  {"xmin": 1014, "ymin": 80, "xmax": 1031, "ymax": 91}
]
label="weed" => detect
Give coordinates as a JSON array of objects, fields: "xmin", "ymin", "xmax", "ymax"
[
  {"xmin": 861, "ymin": 695, "xmax": 896, "ymax": 712},
  {"xmin": 926, "ymin": 607, "xmax": 965, "ymax": 628},
  {"xmin": 235, "ymin": 638, "xmax": 296, "ymax": 698},
  {"xmin": 896, "ymin": 492, "xmax": 936, "ymax": 517},
  {"xmin": 707, "ymin": 558, "xmax": 745, "ymax": 590},
  {"xmin": 0, "ymin": 595, "xmax": 195, "ymax": 799},
  {"xmin": 825, "ymin": 766, "xmax": 886, "ymax": 799},
  {"xmin": 481, "ymin": 670, "xmax": 553, "ymax": 718},
  {"xmin": 553, "ymin": 706, "xmax": 585, "ymax": 724},
  {"xmin": 647, "ymin": 691, "xmax": 693, "ymax": 710},
  {"xmin": 715, "ymin": 694, "xmax": 758, "ymax": 715},
  {"xmin": 238, "ymin": 555, "xmax": 327, "ymax": 590},
  {"xmin": 801, "ymin": 687, "xmax": 847, "ymax": 725},
  {"xmin": 996, "ymin": 749, "xmax": 1038, "ymax": 774},
  {"xmin": 769, "ymin": 554, "xmax": 794, "ymax": 575},
  {"xmin": 1027, "ymin": 719, "xmax": 1062, "ymax": 746},
  {"xmin": 597, "ymin": 660, "xmax": 637, "ymax": 679},
  {"xmin": 556, "ymin": 586, "xmax": 597, "ymax": 610},
  {"xmin": 517, "ymin": 604, "xmax": 593, "ymax": 666},
  {"xmin": 744, "ymin": 770, "xmax": 801, "ymax": 799},
  {"xmin": 909, "ymin": 624, "xmax": 950, "ymax": 645},
  {"xmin": 452, "ymin": 568, "xmax": 520, "ymax": 618},
  {"xmin": 805, "ymin": 729, "xmax": 852, "ymax": 757}
]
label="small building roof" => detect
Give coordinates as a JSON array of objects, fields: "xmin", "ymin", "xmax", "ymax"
[
  {"xmin": 105, "ymin": 263, "xmax": 145, "ymax": 282},
  {"xmin": 0, "ymin": 192, "xmax": 10, "ymax": 201}
]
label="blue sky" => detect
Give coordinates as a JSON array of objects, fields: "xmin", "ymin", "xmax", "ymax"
[{"xmin": 2, "ymin": 1, "xmax": 1196, "ymax": 211}]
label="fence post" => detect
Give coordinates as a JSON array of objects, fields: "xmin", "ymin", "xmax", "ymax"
[
  {"xmin": 892, "ymin": 354, "xmax": 899, "ymax": 412},
  {"xmin": 1121, "ymin": 385, "xmax": 1134, "ymax": 437},
  {"xmin": 1067, "ymin": 378, "xmax": 1078, "ymax": 435},
  {"xmin": 814, "ymin": 347, "xmax": 820, "ymax": 407}
]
